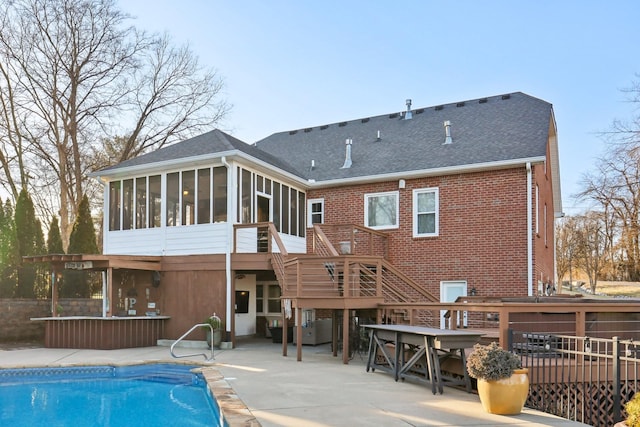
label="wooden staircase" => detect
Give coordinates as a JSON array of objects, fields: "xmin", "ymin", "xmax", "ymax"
[{"xmin": 268, "ymin": 223, "xmax": 437, "ymax": 319}]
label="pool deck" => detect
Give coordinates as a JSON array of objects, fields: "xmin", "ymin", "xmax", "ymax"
[{"xmin": 0, "ymin": 339, "xmax": 590, "ymax": 427}]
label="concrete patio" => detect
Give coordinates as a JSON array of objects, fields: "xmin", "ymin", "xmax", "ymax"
[{"xmin": 0, "ymin": 339, "xmax": 590, "ymax": 427}]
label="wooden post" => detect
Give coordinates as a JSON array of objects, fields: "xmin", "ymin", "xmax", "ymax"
[
  {"xmin": 296, "ymin": 306, "xmax": 303, "ymax": 362},
  {"xmin": 342, "ymin": 308, "xmax": 350, "ymax": 364},
  {"xmin": 332, "ymin": 310, "xmax": 338, "ymax": 357},
  {"xmin": 282, "ymin": 311, "xmax": 288, "ymax": 357}
]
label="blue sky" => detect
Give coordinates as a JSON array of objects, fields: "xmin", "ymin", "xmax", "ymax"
[{"xmin": 121, "ymin": 0, "xmax": 640, "ymax": 215}]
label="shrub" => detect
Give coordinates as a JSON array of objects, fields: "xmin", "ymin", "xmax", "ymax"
[
  {"xmin": 466, "ymin": 342, "xmax": 522, "ymax": 381},
  {"xmin": 626, "ymin": 393, "xmax": 640, "ymax": 427}
]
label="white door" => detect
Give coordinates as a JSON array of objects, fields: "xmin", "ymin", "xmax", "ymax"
[
  {"xmin": 440, "ymin": 281, "xmax": 467, "ymax": 328},
  {"xmin": 235, "ymin": 275, "xmax": 256, "ymax": 336}
]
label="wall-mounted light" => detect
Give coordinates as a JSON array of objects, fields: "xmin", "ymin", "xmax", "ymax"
[
  {"xmin": 235, "ymin": 274, "xmax": 245, "ymax": 280},
  {"xmin": 469, "ymin": 287, "xmax": 477, "ymax": 296},
  {"xmin": 399, "ymin": 179, "xmax": 406, "ymax": 189}
]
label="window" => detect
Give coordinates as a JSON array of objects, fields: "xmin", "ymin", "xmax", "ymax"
[
  {"xmin": 256, "ymin": 284, "xmax": 281, "ymax": 314},
  {"xmin": 135, "ymin": 177, "xmax": 147, "ymax": 229},
  {"xmin": 413, "ymin": 188, "xmax": 438, "ymax": 237},
  {"xmin": 166, "ymin": 172, "xmax": 180, "ymax": 226},
  {"xmin": 308, "ymin": 198, "xmax": 324, "ymax": 226},
  {"xmin": 122, "ymin": 179, "xmax": 134, "ymax": 230},
  {"xmin": 181, "ymin": 170, "xmax": 195, "ymax": 225},
  {"xmin": 197, "ymin": 168, "xmax": 211, "ymax": 224},
  {"xmin": 149, "ymin": 175, "xmax": 161, "ymax": 228},
  {"xmin": 213, "ymin": 166, "xmax": 227, "ymax": 222},
  {"xmin": 109, "ymin": 181, "xmax": 121, "ymax": 231},
  {"xmin": 365, "ymin": 191, "xmax": 399, "ymax": 229}
]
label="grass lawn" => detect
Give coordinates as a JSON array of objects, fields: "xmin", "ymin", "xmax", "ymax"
[{"xmin": 564, "ymin": 280, "xmax": 640, "ymax": 298}]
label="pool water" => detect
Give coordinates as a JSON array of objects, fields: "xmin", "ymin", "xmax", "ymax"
[{"xmin": 0, "ymin": 364, "xmax": 224, "ymax": 427}]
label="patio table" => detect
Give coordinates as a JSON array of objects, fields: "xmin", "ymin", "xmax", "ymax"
[{"xmin": 364, "ymin": 324, "xmax": 484, "ymax": 394}]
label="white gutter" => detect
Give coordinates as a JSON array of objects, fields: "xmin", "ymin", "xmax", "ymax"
[
  {"xmin": 308, "ymin": 156, "xmax": 547, "ymax": 189},
  {"xmin": 526, "ymin": 162, "xmax": 533, "ymax": 296},
  {"xmin": 221, "ymin": 156, "xmax": 233, "ymax": 340}
]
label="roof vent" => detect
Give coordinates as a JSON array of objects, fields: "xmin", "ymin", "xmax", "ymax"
[
  {"xmin": 479, "ymin": 98, "xmax": 488, "ymax": 104},
  {"xmin": 434, "ymin": 105, "xmax": 444, "ymax": 111},
  {"xmin": 289, "ymin": 130, "xmax": 297, "ymax": 135},
  {"xmin": 388, "ymin": 113, "xmax": 399, "ymax": 119},
  {"xmin": 405, "ymin": 99, "xmax": 413, "ymax": 120},
  {"xmin": 341, "ymin": 138, "xmax": 353, "ymax": 169},
  {"xmin": 456, "ymin": 102, "xmax": 465, "ymax": 107},
  {"xmin": 338, "ymin": 122, "xmax": 347, "ymax": 127},
  {"xmin": 415, "ymin": 108, "xmax": 425, "ymax": 114},
  {"xmin": 443, "ymin": 121, "xmax": 453, "ymax": 144},
  {"xmin": 376, "ymin": 130, "xmax": 381, "ymax": 141},
  {"xmin": 304, "ymin": 128, "xmax": 312, "ymax": 133},
  {"xmin": 320, "ymin": 125, "xmax": 329, "ymax": 130},
  {"xmin": 361, "ymin": 118, "xmax": 369, "ymax": 123},
  {"xmin": 501, "ymin": 94, "xmax": 511, "ymax": 100}
]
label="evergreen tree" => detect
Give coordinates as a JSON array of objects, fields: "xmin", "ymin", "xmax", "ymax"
[
  {"xmin": 63, "ymin": 195, "xmax": 99, "ymax": 297},
  {"xmin": 14, "ymin": 189, "xmax": 45, "ymax": 298},
  {"xmin": 0, "ymin": 199, "xmax": 19, "ymax": 297},
  {"xmin": 68, "ymin": 195, "xmax": 99, "ymax": 254},
  {"xmin": 47, "ymin": 216, "xmax": 65, "ymax": 254}
]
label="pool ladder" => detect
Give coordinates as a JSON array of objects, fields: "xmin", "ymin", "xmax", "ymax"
[{"xmin": 170, "ymin": 323, "xmax": 214, "ymax": 361}]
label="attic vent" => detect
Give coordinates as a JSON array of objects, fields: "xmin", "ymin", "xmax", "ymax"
[
  {"xmin": 388, "ymin": 113, "xmax": 399, "ymax": 119},
  {"xmin": 304, "ymin": 128, "xmax": 312, "ymax": 133},
  {"xmin": 479, "ymin": 98, "xmax": 488, "ymax": 104},
  {"xmin": 338, "ymin": 122, "xmax": 348, "ymax": 127},
  {"xmin": 320, "ymin": 125, "xmax": 329, "ymax": 130},
  {"xmin": 434, "ymin": 105, "xmax": 444, "ymax": 111},
  {"xmin": 404, "ymin": 99, "xmax": 413, "ymax": 120},
  {"xmin": 443, "ymin": 120, "xmax": 453, "ymax": 144},
  {"xmin": 501, "ymin": 94, "xmax": 511, "ymax": 100},
  {"xmin": 361, "ymin": 118, "xmax": 369, "ymax": 123},
  {"xmin": 415, "ymin": 108, "xmax": 425, "ymax": 114},
  {"xmin": 456, "ymin": 102, "xmax": 465, "ymax": 107},
  {"xmin": 289, "ymin": 130, "xmax": 298, "ymax": 135},
  {"xmin": 341, "ymin": 138, "xmax": 353, "ymax": 169}
]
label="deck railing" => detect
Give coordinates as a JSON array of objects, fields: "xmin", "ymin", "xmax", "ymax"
[
  {"xmin": 313, "ymin": 224, "xmax": 389, "ymax": 258},
  {"xmin": 509, "ymin": 331, "xmax": 640, "ymax": 426}
]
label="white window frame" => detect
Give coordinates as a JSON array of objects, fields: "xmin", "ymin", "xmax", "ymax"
[
  {"xmin": 364, "ymin": 191, "xmax": 399, "ymax": 230},
  {"xmin": 412, "ymin": 187, "xmax": 439, "ymax": 237},
  {"xmin": 307, "ymin": 198, "xmax": 324, "ymax": 227}
]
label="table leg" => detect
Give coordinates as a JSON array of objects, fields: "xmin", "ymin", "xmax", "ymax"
[
  {"xmin": 365, "ymin": 330, "xmax": 376, "ymax": 372},
  {"xmin": 424, "ymin": 336, "xmax": 438, "ymax": 394}
]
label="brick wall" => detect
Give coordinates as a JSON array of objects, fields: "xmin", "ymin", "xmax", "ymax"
[
  {"xmin": 307, "ymin": 167, "xmax": 553, "ymax": 299},
  {"xmin": 0, "ymin": 299, "xmax": 102, "ymax": 342}
]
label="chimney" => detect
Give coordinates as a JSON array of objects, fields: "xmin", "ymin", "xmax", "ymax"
[
  {"xmin": 443, "ymin": 120, "xmax": 453, "ymax": 144},
  {"xmin": 341, "ymin": 138, "xmax": 352, "ymax": 169},
  {"xmin": 404, "ymin": 99, "xmax": 413, "ymax": 120}
]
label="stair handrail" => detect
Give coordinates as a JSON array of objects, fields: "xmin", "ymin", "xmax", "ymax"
[{"xmin": 170, "ymin": 323, "xmax": 214, "ymax": 361}]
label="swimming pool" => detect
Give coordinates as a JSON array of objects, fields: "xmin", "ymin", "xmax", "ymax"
[{"xmin": 0, "ymin": 363, "xmax": 225, "ymax": 426}]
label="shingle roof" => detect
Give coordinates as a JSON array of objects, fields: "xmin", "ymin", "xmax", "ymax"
[
  {"xmin": 254, "ymin": 92, "xmax": 553, "ymax": 182},
  {"xmin": 97, "ymin": 129, "xmax": 303, "ymax": 176},
  {"xmin": 98, "ymin": 92, "xmax": 553, "ymax": 184}
]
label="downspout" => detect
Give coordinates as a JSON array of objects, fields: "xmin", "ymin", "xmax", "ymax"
[
  {"xmin": 221, "ymin": 156, "xmax": 233, "ymax": 341},
  {"xmin": 526, "ymin": 162, "xmax": 533, "ymax": 296}
]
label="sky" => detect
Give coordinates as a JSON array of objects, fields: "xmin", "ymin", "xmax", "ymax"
[{"xmin": 117, "ymin": 1, "xmax": 639, "ymax": 215}]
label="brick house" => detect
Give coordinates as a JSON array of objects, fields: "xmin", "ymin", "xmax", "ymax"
[{"xmin": 78, "ymin": 91, "xmax": 560, "ymax": 348}]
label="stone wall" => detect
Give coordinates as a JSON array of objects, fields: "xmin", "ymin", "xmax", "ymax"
[{"xmin": 0, "ymin": 299, "xmax": 102, "ymax": 342}]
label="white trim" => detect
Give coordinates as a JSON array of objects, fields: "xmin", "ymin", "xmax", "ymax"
[
  {"xmin": 412, "ymin": 187, "xmax": 439, "ymax": 237},
  {"xmin": 364, "ymin": 191, "xmax": 399, "ymax": 230},
  {"xmin": 440, "ymin": 280, "xmax": 468, "ymax": 328},
  {"xmin": 527, "ymin": 162, "xmax": 533, "ymax": 296}
]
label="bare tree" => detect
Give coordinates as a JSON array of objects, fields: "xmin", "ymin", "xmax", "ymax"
[
  {"xmin": 0, "ymin": 0, "xmax": 229, "ymax": 247},
  {"xmin": 556, "ymin": 216, "xmax": 579, "ymax": 289},
  {"xmin": 574, "ymin": 212, "xmax": 608, "ymax": 294}
]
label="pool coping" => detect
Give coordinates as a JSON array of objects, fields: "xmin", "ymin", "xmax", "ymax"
[{"xmin": 0, "ymin": 359, "xmax": 259, "ymax": 427}]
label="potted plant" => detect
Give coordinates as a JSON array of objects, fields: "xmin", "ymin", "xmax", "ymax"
[
  {"xmin": 202, "ymin": 314, "xmax": 223, "ymax": 348},
  {"xmin": 616, "ymin": 393, "xmax": 640, "ymax": 427},
  {"xmin": 466, "ymin": 341, "xmax": 529, "ymax": 415}
]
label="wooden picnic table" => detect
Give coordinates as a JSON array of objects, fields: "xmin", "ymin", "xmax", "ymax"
[{"xmin": 363, "ymin": 324, "xmax": 484, "ymax": 394}]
